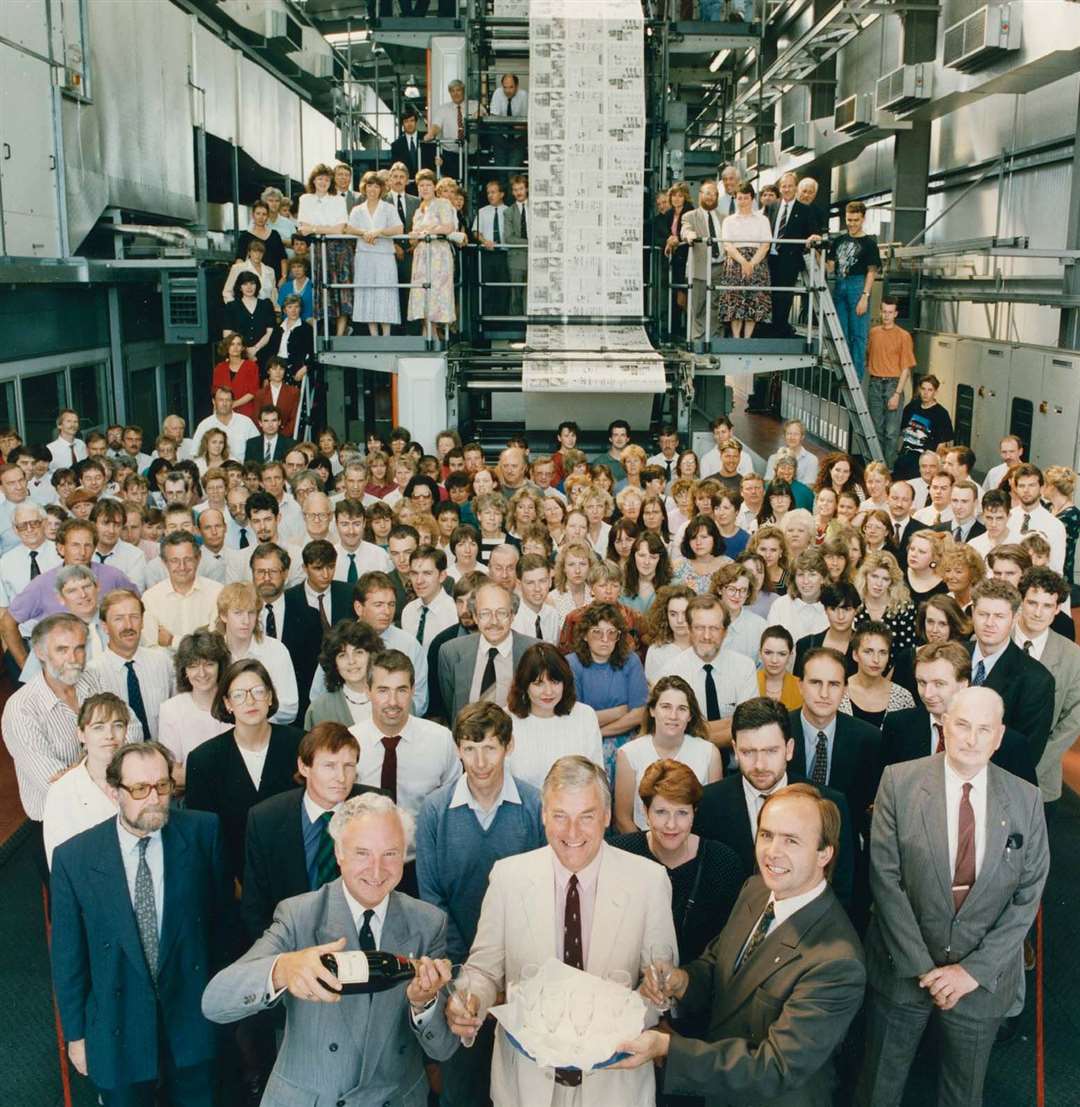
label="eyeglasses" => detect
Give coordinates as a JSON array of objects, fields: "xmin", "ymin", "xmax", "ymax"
[
  {"xmin": 14, "ymin": 520, "xmax": 43, "ymax": 532},
  {"xmin": 587, "ymin": 627, "xmax": 620, "ymax": 642},
  {"xmin": 304, "ymin": 511, "xmax": 332, "ymax": 521},
  {"xmin": 120, "ymin": 779, "xmax": 175, "ymax": 800},
  {"xmin": 227, "ymin": 686, "xmax": 271, "ymax": 704},
  {"xmin": 476, "ymin": 609, "xmax": 512, "ymax": 623}
]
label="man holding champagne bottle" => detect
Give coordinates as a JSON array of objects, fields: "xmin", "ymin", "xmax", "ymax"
[{"xmin": 202, "ymin": 792, "xmax": 458, "ymax": 1107}]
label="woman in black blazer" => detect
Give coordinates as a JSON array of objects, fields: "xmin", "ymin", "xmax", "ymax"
[{"xmin": 184, "ymin": 658, "xmax": 303, "ymax": 891}]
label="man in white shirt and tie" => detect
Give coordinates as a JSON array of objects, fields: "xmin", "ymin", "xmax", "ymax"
[
  {"xmin": 512, "ymin": 554, "xmax": 562, "ymax": 643},
  {"xmin": 332, "ymin": 500, "xmax": 392, "ymax": 584},
  {"xmin": 474, "ymin": 179, "xmax": 511, "ymax": 318},
  {"xmin": 89, "ymin": 500, "xmax": 148, "ymax": 591},
  {"xmin": 1006, "ymin": 463, "xmax": 1066, "ymax": 573},
  {"xmin": 949, "ymin": 480, "xmax": 985, "ymax": 544},
  {"xmin": 426, "ymin": 79, "xmax": 484, "ymax": 183},
  {"xmin": 488, "ymin": 73, "xmax": 528, "ymax": 172},
  {"xmin": 47, "ymin": 408, "xmax": 88, "ymax": 472},
  {"xmin": 0, "ymin": 503, "xmax": 60, "ymax": 664},
  {"xmin": 402, "ymin": 546, "xmax": 457, "ymax": 648},
  {"xmin": 504, "ymin": 175, "xmax": 529, "ymax": 316}
]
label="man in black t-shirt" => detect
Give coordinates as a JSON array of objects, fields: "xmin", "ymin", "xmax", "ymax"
[{"xmin": 893, "ymin": 375, "xmax": 954, "ymax": 479}]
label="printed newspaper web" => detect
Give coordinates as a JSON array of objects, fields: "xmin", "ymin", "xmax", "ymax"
[{"xmin": 520, "ymin": 0, "xmax": 665, "ymax": 393}]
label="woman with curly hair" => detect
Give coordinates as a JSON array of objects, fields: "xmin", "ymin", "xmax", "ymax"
[
  {"xmin": 853, "ymin": 550, "xmax": 917, "ymax": 664},
  {"xmin": 749, "ymin": 523, "xmax": 791, "ymax": 599},
  {"xmin": 939, "ymin": 542, "xmax": 987, "ymax": 616},
  {"xmin": 643, "ymin": 583, "xmax": 695, "ymax": 683},
  {"xmin": 666, "ymin": 476, "xmax": 696, "ymax": 535},
  {"xmin": 615, "ymin": 485, "xmax": 644, "ymax": 527},
  {"xmin": 505, "ymin": 486, "xmax": 545, "ymax": 548},
  {"xmin": 613, "ymin": 675, "xmax": 721, "ymax": 833},
  {"xmin": 621, "ymin": 530, "xmax": 672, "ymax": 613},
  {"xmin": 671, "ymin": 514, "xmax": 730, "ymax": 594},
  {"xmin": 839, "ymin": 622, "xmax": 915, "ymax": 727},
  {"xmin": 815, "ymin": 451, "xmax": 865, "ymax": 502},
  {"xmin": 550, "ymin": 541, "xmax": 596, "ymax": 619},
  {"xmin": 779, "ymin": 508, "xmax": 815, "ymax": 560},
  {"xmin": 304, "ymin": 619, "xmax": 384, "ymax": 727},
  {"xmin": 568, "ymin": 601, "xmax": 650, "ymax": 781},
  {"xmin": 711, "ymin": 561, "xmax": 766, "ymax": 662},
  {"xmin": 1043, "ymin": 465, "xmax": 1080, "ymax": 588},
  {"xmin": 506, "ymin": 643, "xmax": 604, "ymax": 789},
  {"xmin": 917, "ymin": 593, "xmax": 973, "ymax": 645}
]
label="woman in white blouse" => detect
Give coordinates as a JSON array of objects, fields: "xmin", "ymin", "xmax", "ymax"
[
  {"xmin": 613, "ymin": 676, "xmax": 721, "ymax": 833},
  {"xmin": 643, "ymin": 583, "xmax": 695, "ymax": 684},
  {"xmin": 767, "ymin": 547, "xmax": 830, "ymax": 646},
  {"xmin": 42, "ymin": 692, "xmax": 125, "ymax": 868},
  {"xmin": 506, "ymin": 643, "xmax": 604, "ymax": 789},
  {"xmin": 305, "ymin": 619, "xmax": 383, "ymax": 728},
  {"xmin": 158, "ymin": 628, "xmax": 232, "ymax": 787},
  {"xmin": 296, "ymin": 162, "xmax": 351, "ymax": 337},
  {"xmin": 212, "ymin": 582, "xmax": 299, "ymax": 725},
  {"xmin": 347, "ymin": 170, "xmax": 403, "ymax": 336},
  {"xmin": 719, "ymin": 181, "xmax": 773, "ymax": 338}
]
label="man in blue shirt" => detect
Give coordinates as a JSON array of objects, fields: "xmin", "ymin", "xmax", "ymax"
[{"xmin": 417, "ymin": 702, "xmax": 544, "ymax": 1107}]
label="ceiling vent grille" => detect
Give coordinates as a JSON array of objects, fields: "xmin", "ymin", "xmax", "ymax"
[{"xmin": 943, "ymin": 5, "xmax": 1020, "ymax": 73}]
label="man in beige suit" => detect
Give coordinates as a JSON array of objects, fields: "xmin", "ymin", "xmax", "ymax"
[
  {"xmin": 680, "ymin": 179, "xmax": 724, "ymax": 342},
  {"xmin": 447, "ymin": 755, "xmax": 676, "ymax": 1106}
]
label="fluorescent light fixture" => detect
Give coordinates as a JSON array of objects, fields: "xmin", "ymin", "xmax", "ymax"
[{"xmin": 709, "ymin": 49, "xmax": 731, "ymax": 73}]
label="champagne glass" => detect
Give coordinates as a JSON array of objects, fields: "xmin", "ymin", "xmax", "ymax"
[
  {"xmin": 540, "ymin": 984, "xmax": 565, "ymax": 1038},
  {"xmin": 569, "ymin": 987, "xmax": 594, "ymax": 1038},
  {"xmin": 601, "ymin": 970, "xmax": 632, "ymax": 1032},
  {"xmin": 444, "ymin": 964, "xmax": 481, "ymax": 1048},
  {"xmin": 648, "ymin": 944, "xmax": 675, "ymax": 1014}
]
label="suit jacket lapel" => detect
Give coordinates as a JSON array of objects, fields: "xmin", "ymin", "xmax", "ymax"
[
  {"xmin": 586, "ymin": 845, "xmax": 630, "ymax": 979},
  {"xmin": 88, "ymin": 823, "xmax": 153, "ymax": 982},
  {"xmin": 522, "ymin": 848, "xmax": 557, "ymax": 959},
  {"xmin": 158, "ymin": 819, "xmax": 190, "ymax": 971},
  {"xmin": 277, "ymin": 789, "xmax": 311, "ymax": 893},
  {"xmin": 919, "ymin": 759, "xmax": 954, "ymax": 904}
]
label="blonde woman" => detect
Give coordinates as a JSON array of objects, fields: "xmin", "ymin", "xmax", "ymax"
[
  {"xmin": 939, "ymin": 542, "xmax": 987, "ymax": 615},
  {"xmin": 550, "ymin": 541, "xmax": 597, "ymax": 619},
  {"xmin": 347, "ymin": 170, "xmax": 403, "ymax": 335},
  {"xmin": 1044, "ymin": 465, "xmax": 1080, "ymax": 585},
  {"xmin": 582, "ymin": 488, "xmax": 614, "ymax": 556},
  {"xmin": 616, "ymin": 444, "xmax": 648, "ymax": 492},
  {"xmin": 904, "ymin": 528, "xmax": 948, "ymax": 602},
  {"xmin": 779, "ymin": 508, "xmax": 815, "ymax": 560},
  {"xmin": 407, "ymin": 168, "xmax": 457, "ymax": 338},
  {"xmin": 858, "ymin": 460, "xmax": 891, "ymax": 515},
  {"xmin": 853, "ymin": 550, "xmax": 917, "ymax": 664},
  {"xmin": 749, "ymin": 523, "xmax": 791, "ymax": 598},
  {"xmin": 297, "ymin": 162, "xmax": 351, "ymax": 336},
  {"xmin": 506, "ymin": 486, "xmax": 545, "ymax": 546}
]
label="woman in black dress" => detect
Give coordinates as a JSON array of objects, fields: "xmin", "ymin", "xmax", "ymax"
[
  {"xmin": 222, "ymin": 271, "xmax": 275, "ymax": 364},
  {"xmin": 236, "ymin": 200, "xmax": 287, "ymax": 279}
]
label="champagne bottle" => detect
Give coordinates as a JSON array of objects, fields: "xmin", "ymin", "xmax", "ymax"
[{"xmin": 320, "ymin": 950, "xmax": 416, "ymax": 995}]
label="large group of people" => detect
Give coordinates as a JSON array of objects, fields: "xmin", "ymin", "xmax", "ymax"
[{"xmin": 0, "ymin": 392, "xmax": 1075, "ymax": 1107}]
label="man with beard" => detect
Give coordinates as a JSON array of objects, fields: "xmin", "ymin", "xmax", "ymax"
[
  {"xmin": 1, "ymin": 612, "xmax": 88, "ymax": 883},
  {"xmin": 680, "ymin": 179, "xmax": 724, "ymax": 342},
  {"xmin": 51, "ymin": 741, "xmax": 231, "ymax": 1107}
]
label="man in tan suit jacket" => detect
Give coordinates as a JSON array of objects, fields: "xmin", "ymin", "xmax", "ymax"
[
  {"xmin": 681, "ymin": 179, "xmax": 725, "ymax": 342},
  {"xmin": 446, "ymin": 756, "xmax": 677, "ymax": 1106}
]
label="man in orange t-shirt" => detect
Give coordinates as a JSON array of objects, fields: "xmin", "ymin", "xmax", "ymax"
[{"xmin": 866, "ymin": 296, "xmax": 916, "ymax": 465}]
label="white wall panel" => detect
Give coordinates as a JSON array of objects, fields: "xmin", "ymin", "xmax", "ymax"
[
  {"xmin": 300, "ymin": 101, "xmax": 339, "ymax": 180},
  {"xmin": 196, "ymin": 25, "xmax": 239, "ymax": 143}
]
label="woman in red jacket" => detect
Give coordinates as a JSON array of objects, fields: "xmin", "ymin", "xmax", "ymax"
[{"xmin": 211, "ymin": 334, "xmax": 260, "ymax": 419}]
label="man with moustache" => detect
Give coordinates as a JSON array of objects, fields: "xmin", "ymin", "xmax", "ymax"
[
  {"xmin": 614, "ymin": 783, "xmax": 865, "ymax": 1106},
  {"xmin": 680, "ymin": 179, "xmax": 724, "ymax": 342},
  {"xmin": 51, "ymin": 741, "xmax": 231, "ymax": 1106}
]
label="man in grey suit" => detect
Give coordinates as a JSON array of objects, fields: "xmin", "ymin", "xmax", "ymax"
[
  {"xmin": 1015, "ymin": 566, "xmax": 1080, "ymax": 804},
  {"xmin": 203, "ymin": 793, "xmax": 458, "ymax": 1107},
  {"xmin": 437, "ymin": 582, "xmax": 537, "ymax": 725},
  {"xmin": 385, "ymin": 162, "xmax": 420, "ymax": 333},
  {"xmin": 615, "ymin": 782, "xmax": 865, "ymax": 1105},
  {"xmin": 680, "ymin": 179, "xmax": 724, "ymax": 342},
  {"xmin": 504, "ymin": 174, "xmax": 529, "ymax": 317},
  {"xmin": 856, "ymin": 687, "xmax": 1050, "ymax": 1107}
]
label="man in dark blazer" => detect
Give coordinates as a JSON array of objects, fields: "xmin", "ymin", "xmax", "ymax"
[
  {"xmin": 389, "ymin": 112, "xmax": 434, "ymax": 190},
  {"xmin": 856, "ymin": 686, "xmax": 1049, "ymax": 1106},
  {"xmin": 51, "ymin": 742, "xmax": 231, "ymax": 1106},
  {"xmin": 424, "ymin": 572, "xmax": 481, "ymax": 722},
  {"xmin": 203, "ymin": 793, "xmax": 457, "ymax": 1107},
  {"xmin": 244, "ymin": 404, "xmax": 296, "ymax": 463},
  {"xmin": 615, "ymin": 783, "xmax": 866, "ymax": 1106},
  {"xmin": 695, "ymin": 696, "xmax": 856, "ymax": 908},
  {"xmin": 437, "ymin": 581, "xmax": 537, "ymax": 724},
  {"xmin": 242, "ymin": 722, "xmax": 384, "ymax": 941},
  {"xmin": 788, "ymin": 648, "xmax": 883, "ymax": 835},
  {"xmin": 283, "ymin": 542, "xmax": 354, "ymax": 720},
  {"xmin": 881, "ymin": 640, "xmax": 1037, "ymax": 785},
  {"xmin": 885, "ymin": 479, "xmax": 928, "ymax": 569},
  {"xmin": 767, "ymin": 171, "xmax": 821, "ymax": 337},
  {"xmin": 969, "ymin": 578, "xmax": 1055, "ymax": 764}
]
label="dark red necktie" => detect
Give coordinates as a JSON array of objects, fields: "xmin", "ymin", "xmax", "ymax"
[
  {"xmin": 934, "ymin": 723, "xmax": 945, "ymax": 754},
  {"xmin": 380, "ymin": 736, "xmax": 401, "ymax": 803},
  {"xmin": 556, "ymin": 875, "xmax": 584, "ymax": 1087},
  {"xmin": 952, "ymin": 782, "xmax": 975, "ymax": 912}
]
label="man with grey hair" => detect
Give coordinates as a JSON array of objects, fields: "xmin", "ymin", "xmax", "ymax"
[
  {"xmin": 438, "ymin": 581, "xmax": 536, "ymax": 723},
  {"xmin": 203, "ymin": 789, "xmax": 457, "ymax": 1106},
  {"xmin": 857, "ymin": 686, "xmax": 1049, "ymax": 1106},
  {"xmin": 19, "ymin": 565, "xmax": 106, "ymax": 681},
  {"xmin": 426, "ymin": 78, "xmax": 484, "ymax": 182},
  {"xmin": 1, "ymin": 612, "xmax": 88, "ymax": 881},
  {"xmin": 496, "ymin": 447, "xmax": 535, "ymax": 500},
  {"xmin": 448, "ymin": 754, "xmax": 677, "ymax": 1104},
  {"xmin": 141, "ymin": 532, "xmax": 223, "ymax": 650},
  {"xmin": 485, "ymin": 543, "xmax": 521, "ymax": 594},
  {"xmin": 0, "ymin": 500, "xmax": 60, "ymax": 674}
]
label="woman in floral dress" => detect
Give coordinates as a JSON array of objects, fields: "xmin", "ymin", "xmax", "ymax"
[{"xmin": 408, "ymin": 168, "xmax": 457, "ymax": 338}]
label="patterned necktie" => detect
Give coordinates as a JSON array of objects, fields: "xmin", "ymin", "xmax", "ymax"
[
  {"xmin": 28, "ymin": 550, "xmax": 39, "ymax": 579},
  {"xmin": 556, "ymin": 875, "xmax": 584, "ymax": 1087},
  {"xmin": 934, "ymin": 722, "xmax": 945, "ymax": 754},
  {"xmin": 381, "ymin": 735, "xmax": 401, "ymax": 803},
  {"xmin": 265, "ymin": 438, "xmax": 272, "ymax": 462},
  {"xmin": 416, "ymin": 605, "xmax": 428, "ymax": 644},
  {"xmin": 239, "ymin": 527, "xmax": 249, "ymax": 549},
  {"xmin": 776, "ymin": 202, "xmax": 790, "ymax": 239},
  {"xmin": 314, "ymin": 810, "xmax": 337, "ymax": 888},
  {"xmin": 952, "ymin": 782, "xmax": 976, "ymax": 912},
  {"xmin": 736, "ymin": 900, "xmax": 775, "ymax": 972},
  {"xmin": 264, "ymin": 603, "xmax": 277, "ymax": 638},
  {"xmin": 358, "ymin": 907, "xmax": 376, "ymax": 951},
  {"xmin": 456, "ymin": 103, "xmax": 464, "ymax": 142},
  {"xmin": 972, "ymin": 659, "xmax": 986, "ymax": 687},
  {"xmin": 318, "ymin": 592, "xmax": 330, "ymax": 633},
  {"xmin": 134, "ymin": 837, "xmax": 159, "ymax": 982},
  {"xmin": 481, "ymin": 646, "xmax": 498, "ymax": 696},
  {"xmin": 811, "ymin": 731, "xmax": 829, "ymax": 786},
  {"xmin": 1021, "ymin": 513, "xmax": 1031, "ymax": 535},
  {"xmin": 397, "ymin": 194, "xmax": 406, "ymax": 226},
  {"xmin": 347, "ymin": 554, "xmax": 358, "ymax": 584},
  {"xmin": 702, "ymin": 663, "xmax": 721, "ymax": 720},
  {"xmin": 125, "ymin": 660, "xmax": 152, "ymax": 742},
  {"xmin": 534, "ymin": 614, "xmax": 543, "ymax": 640}
]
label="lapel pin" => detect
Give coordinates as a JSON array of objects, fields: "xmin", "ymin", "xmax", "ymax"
[{"xmin": 774, "ymin": 956, "xmax": 780, "ymax": 963}]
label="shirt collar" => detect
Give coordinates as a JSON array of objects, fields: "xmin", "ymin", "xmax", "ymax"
[
  {"xmin": 770, "ymin": 879, "xmax": 828, "ymax": 926},
  {"xmin": 551, "ymin": 842, "xmax": 604, "ymax": 897},
  {"xmin": 943, "ymin": 757, "xmax": 988, "ymax": 795},
  {"xmin": 115, "ymin": 814, "xmax": 161, "ymax": 857},
  {"xmin": 449, "ymin": 771, "xmax": 521, "ymax": 815},
  {"xmin": 799, "ymin": 712, "xmax": 836, "ymax": 743},
  {"xmin": 304, "ymin": 582, "xmax": 329, "ymax": 603},
  {"xmin": 972, "ymin": 641, "xmax": 1008, "ymax": 667},
  {"xmin": 341, "ymin": 882, "xmax": 390, "ymax": 932},
  {"xmin": 302, "ymin": 790, "xmax": 343, "ymax": 825},
  {"xmin": 741, "ymin": 772, "xmax": 787, "ymax": 807},
  {"xmin": 481, "ymin": 632, "xmax": 513, "ymax": 659},
  {"xmin": 1013, "ymin": 625, "xmax": 1049, "ymax": 654}
]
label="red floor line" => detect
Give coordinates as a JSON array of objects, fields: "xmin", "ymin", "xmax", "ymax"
[
  {"xmin": 1036, "ymin": 904, "xmax": 1045, "ymax": 1107},
  {"xmin": 44, "ymin": 885, "xmax": 75, "ymax": 1107}
]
